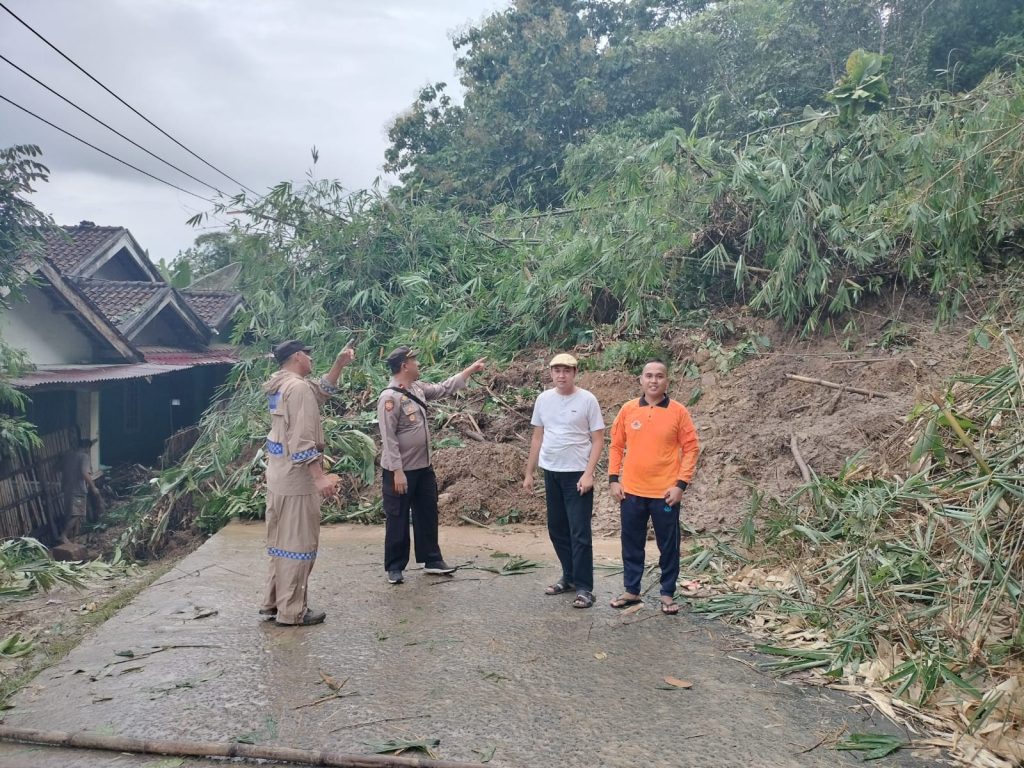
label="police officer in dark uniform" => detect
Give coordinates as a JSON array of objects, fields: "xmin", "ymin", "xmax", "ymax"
[{"xmin": 377, "ymin": 346, "xmax": 486, "ymax": 584}]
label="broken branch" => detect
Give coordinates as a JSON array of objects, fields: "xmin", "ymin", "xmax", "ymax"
[
  {"xmin": 789, "ymin": 435, "xmax": 812, "ymax": 484},
  {"xmin": 784, "ymin": 373, "xmax": 890, "ymax": 399}
]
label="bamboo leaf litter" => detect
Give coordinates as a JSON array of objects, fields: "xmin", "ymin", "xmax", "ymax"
[{"xmin": 686, "ymin": 336, "xmax": 1024, "ymax": 766}]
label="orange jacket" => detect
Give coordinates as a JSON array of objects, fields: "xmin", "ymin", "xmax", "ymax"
[{"xmin": 608, "ymin": 395, "xmax": 699, "ymax": 498}]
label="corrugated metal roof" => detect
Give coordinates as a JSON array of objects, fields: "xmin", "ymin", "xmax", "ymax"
[
  {"xmin": 13, "ymin": 362, "xmax": 194, "ymax": 388},
  {"xmin": 138, "ymin": 346, "xmax": 239, "ymax": 365}
]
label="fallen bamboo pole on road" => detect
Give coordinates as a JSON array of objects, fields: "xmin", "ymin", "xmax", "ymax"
[
  {"xmin": 783, "ymin": 373, "xmax": 890, "ymax": 399},
  {"xmin": 0, "ymin": 726, "xmax": 486, "ymax": 768}
]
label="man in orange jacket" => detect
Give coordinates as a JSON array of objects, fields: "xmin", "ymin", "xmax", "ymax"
[{"xmin": 608, "ymin": 360, "xmax": 699, "ymax": 614}]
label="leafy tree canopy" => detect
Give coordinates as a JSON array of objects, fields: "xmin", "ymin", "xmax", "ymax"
[
  {"xmin": 0, "ymin": 145, "xmax": 53, "ymax": 305},
  {"xmin": 385, "ymin": 0, "xmax": 1024, "ymax": 210}
]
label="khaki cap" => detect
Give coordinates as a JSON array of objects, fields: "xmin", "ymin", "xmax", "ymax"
[{"xmin": 549, "ymin": 353, "xmax": 578, "ymax": 367}]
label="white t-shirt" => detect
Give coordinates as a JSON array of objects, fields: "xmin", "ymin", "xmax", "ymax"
[{"xmin": 530, "ymin": 387, "xmax": 604, "ymax": 472}]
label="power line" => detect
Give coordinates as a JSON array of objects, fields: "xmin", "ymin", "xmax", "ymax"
[
  {"xmin": 0, "ymin": 0, "xmax": 259, "ymax": 197},
  {"xmin": 0, "ymin": 92, "xmax": 216, "ymax": 203},
  {"xmin": 0, "ymin": 52, "xmax": 228, "ymax": 197}
]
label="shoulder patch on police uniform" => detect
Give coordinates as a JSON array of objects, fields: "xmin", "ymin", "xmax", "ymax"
[{"xmin": 384, "ymin": 400, "xmax": 395, "ymax": 412}]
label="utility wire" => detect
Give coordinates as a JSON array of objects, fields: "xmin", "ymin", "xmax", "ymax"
[
  {"xmin": 0, "ymin": 92, "xmax": 216, "ymax": 203},
  {"xmin": 0, "ymin": 53, "xmax": 228, "ymax": 197},
  {"xmin": 0, "ymin": 0, "xmax": 259, "ymax": 196}
]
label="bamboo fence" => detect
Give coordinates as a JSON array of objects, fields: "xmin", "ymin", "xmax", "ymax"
[{"xmin": 0, "ymin": 429, "xmax": 75, "ymax": 540}]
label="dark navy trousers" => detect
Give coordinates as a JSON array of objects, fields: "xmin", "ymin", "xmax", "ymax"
[{"xmin": 619, "ymin": 493, "xmax": 680, "ymax": 596}]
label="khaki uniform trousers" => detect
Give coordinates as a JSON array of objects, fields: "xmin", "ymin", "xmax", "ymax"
[{"xmin": 261, "ymin": 492, "xmax": 320, "ymax": 624}]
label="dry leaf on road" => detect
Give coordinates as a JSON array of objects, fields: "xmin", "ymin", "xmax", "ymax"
[{"xmin": 664, "ymin": 676, "xmax": 693, "ymax": 689}]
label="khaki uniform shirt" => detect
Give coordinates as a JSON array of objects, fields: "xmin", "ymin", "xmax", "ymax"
[
  {"xmin": 377, "ymin": 374, "xmax": 466, "ymax": 471},
  {"xmin": 263, "ymin": 370, "xmax": 336, "ymax": 496}
]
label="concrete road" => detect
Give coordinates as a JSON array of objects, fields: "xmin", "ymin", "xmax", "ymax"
[{"xmin": 0, "ymin": 522, "xmax": 920, "ymax": 767}]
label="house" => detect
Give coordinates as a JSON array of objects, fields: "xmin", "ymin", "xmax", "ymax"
[{"xmin": 0, "ymin": 222, "xmax": 243, "ymax": 539}]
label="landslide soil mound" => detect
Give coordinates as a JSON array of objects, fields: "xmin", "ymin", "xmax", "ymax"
[{"xmin": 430, "ymin": 292, "xmax": 994, "ymax": 535}]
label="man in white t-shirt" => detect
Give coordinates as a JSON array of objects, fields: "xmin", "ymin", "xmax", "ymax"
[{"xmin": 523, "ymin": 353, "xmax": 605, "ymax": 608}]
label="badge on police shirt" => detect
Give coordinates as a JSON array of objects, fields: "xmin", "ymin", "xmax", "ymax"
[{"xmin": 384, "ymin": 400, "xmax": 395, "ymax": 412}]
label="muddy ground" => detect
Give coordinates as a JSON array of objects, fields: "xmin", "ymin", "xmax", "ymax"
[{"xmin": 429, "ymin": 290, "xmax": 996, "ymax": 537}]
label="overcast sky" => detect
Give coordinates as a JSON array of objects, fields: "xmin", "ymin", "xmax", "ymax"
[{"xmin": 1, "ymin": 0, "xmax": 505, "ymax": 261}]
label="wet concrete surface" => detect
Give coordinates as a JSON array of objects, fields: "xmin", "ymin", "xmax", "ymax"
[{"xmin": 0, "ymin": 522, "xmax": 921, "ymax": 767}]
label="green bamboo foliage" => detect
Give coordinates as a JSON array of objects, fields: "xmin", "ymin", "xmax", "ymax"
[
  {"xmin": 0, "ymin": 537, "xmax": 96, "ymax": 595},
  {"xmin": 194, "ymin": 68, "xmax": 1024, "ymax": 359},
  {"xmin": 132, "ymin": 67, "xmax": 1024, "ymax": 557}
]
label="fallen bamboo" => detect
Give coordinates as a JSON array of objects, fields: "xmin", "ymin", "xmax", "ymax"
[
  {"xmin": 930, "ymin": 391, "xmax": 992, "ymax": 475},
  {"xmin": 789, "ymin": 435, "xmax": 812, "ymax": 484},
  {"xmin": 0, "ymin": 726, "xmax": 485, "ymax": 768},
  {"xmin": 783, "ymin": 373, "xmax": 890, "ymax": 399}
]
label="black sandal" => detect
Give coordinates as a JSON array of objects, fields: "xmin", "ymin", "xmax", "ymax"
[
  {"xmin": 610, "ymin": 594, "xmax": 643, "ymax": 609},
  {"xmin": 572, "ymin": 591, "xmax": 595, "ymax": 609},
  {"xmin": 544, "ymin": 579, "xmax": 574, "ymax": 595}
]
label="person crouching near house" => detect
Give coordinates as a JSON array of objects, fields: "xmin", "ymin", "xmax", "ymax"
[
  {"xmin": 259, "ymin": 339, "xmax": 354, "ymax": 627},
  {"xmin": 60, "ymin": 437, "xmax": 98, "ymax": 543}
]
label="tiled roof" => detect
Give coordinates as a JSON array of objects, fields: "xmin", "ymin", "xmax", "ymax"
[
  {"xmin": 73, "ymin": 279, "xmax": 165, "ymax": 326},
  {"xmin": 180, "ymin": 290, "xmax": 243, "ymax": 328},
  {"xmin": 41, "ymin": 224, "xmax": 124, "ymax": 273}
]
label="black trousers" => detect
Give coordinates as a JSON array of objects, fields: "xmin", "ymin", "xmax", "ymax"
[
  {"xmin": 543, "ymin": 470, "xmax": 594, "ymax": 592},
  {"xmin": 382, "ymin": 467, "xmax": 443, "ymax": 571}
]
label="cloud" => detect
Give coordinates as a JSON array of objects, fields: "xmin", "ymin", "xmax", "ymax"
[{"xmin": 0, "ymin": 0, "xmax": 503, "ymax": 257}]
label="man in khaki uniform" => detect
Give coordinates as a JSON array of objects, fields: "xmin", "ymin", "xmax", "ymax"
[
  {"xmin": 259, "ymin": 338, "xmax": 354, "ymax": 626},
  {"xmin": 377, "ymin": 346, "xmax": 485, "ymax": 584}
]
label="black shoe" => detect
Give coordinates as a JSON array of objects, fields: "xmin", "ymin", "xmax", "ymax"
[
  {"xmin": 275, "ymin": 608, "xmax": 326, "ymax": 627},
  {"xmin": 258, "ymin": 607, "xmax": 277, "ymax": 621},
  {"xmin": 387, "ymin": 570, "xmax": 404, "ymax": 584},
  {"xmin": 424, "ymin": 560, "xmax": 456, "ymax": 575}
]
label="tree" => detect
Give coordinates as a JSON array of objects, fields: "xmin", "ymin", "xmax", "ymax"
[
  {"xmin": 174, "ymin": 231, "xmax": 253, "ymax": 284},
  {"xmin": 385, "ymin": 0, "xmax": 1024, "ymax": 209},
  {"xmin": 905, "ymin": 0, "xmax": 1024, "ymax": 92},
  {"xmin": 0, "ymin": 145, "xmax": 54, "ymax": 456},
  {"xmin": 1, "ymin": 145, "xmax": 52, "ymax": 305}
]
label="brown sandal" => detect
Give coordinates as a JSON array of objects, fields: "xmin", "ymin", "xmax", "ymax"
[{"xmin": 544, "ymin": 579, "xmax": 574, "ymax": 595}]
